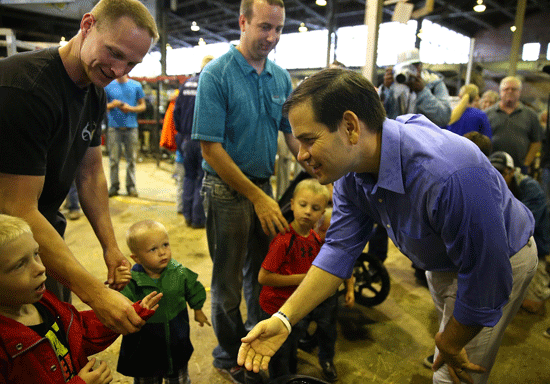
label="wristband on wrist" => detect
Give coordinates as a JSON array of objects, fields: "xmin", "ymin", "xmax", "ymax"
[{"xmin": 272, "ymin": 311, "xmax": 292, "ymax": 334}]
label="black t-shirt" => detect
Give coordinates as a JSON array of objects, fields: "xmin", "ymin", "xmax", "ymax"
[
  {"xmin": 30, "ymin": 302, "xmax": 77, "ymax": 381},
  {"xmin": 0, "ymin": 48, "xmax": 104, "ymax": 235}
]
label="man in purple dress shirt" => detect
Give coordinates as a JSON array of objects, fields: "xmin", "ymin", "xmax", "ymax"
[{"xmin": 238, "ymin": 68, "xmax": 537, "ymax": 384}]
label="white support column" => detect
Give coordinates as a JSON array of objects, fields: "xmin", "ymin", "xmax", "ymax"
[{"xmin": 362, "ymin": 0, "xmax": 383, "ymax": 83}]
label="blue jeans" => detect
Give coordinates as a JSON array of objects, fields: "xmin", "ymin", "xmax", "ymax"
[
  {"xmin": 201, "ymin": 173, "xmax": 271, "ymax": 369},
  {"xmin": 182, "ymin": 140, "xmax": 205, "ymax": 226},
  {"xmin": 108, "ymin": 127, "xmax": 138, "ymax": 192}
]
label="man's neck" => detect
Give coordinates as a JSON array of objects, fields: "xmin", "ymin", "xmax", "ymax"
[
  {"xmin": 58, "ymin": 34, "xmax": 91, "ymax": 88},
  {"xmin": 235, "ymin": 44, "xmax": 266, "ymax": 75},
  {"xmin": 499, "ymin": 101, "xmax": 519, "ymax": 115}
]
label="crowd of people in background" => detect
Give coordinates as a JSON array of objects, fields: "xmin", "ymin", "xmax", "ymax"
[{"xmin": 1, "ymin": 0, "xmax": 550, "ymax": 383}]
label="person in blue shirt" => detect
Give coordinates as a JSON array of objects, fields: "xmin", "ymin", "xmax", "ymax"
[
  {"xmin": 105, "ymin": 74, "xmax": 146, "ymax": 198},
  {"xmin": 191, "ymin": 1, "xmax": 311, "ymax": 382},
  {"xmin": 238, "ymin": 68, "xmax": 538, "ymax": 384},
  {"xmin": 173, "ymin": 55, "xmax": 214, "ymax": 229},
  {"xmin": 447, "ymin": 84, "xmax": 492, "ymax": 139}
]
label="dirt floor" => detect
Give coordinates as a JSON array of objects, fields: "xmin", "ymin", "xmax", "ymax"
[{"xmin": 64, "ymin": 156, "xmax": 550, "ymax": 384}]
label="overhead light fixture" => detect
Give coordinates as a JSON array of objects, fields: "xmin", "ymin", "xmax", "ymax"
[
  {"xmin": 473, "ymin": 0, "xmax": 486, "ymax": 12},
  {"xmin": 198, "ymin": 37, "xmax": 206, "ymax": 46},
  {"xmin": 510, "ymin": 25, "xmax": 517, "ymax": 32},
  {"xmin": 298, "ymin": 22, "xmax": 308, "ymax": 32},
  {"xmin": 59, "ymin": 36, "xmax": 67, "ymax": 47},
  {"xmin": 316, "ymin": 0, "xmax": 327, "ymax": 6},
  {"xmin": 191, "ymin": 21, "xmax": 200, "ymax": 32},
  {"xmin": 166, "ymin": 43, "xmax": 172, "ymax": 50}
]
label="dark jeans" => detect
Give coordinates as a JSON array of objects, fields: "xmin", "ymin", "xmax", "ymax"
[
  {"xmin": 296, "ymin": 294, "xmax": 338, "ymax": 363},
  {"xmin": 182, "ymin": 140, "xmax": 205, "ymax": 226},
  {"xmin": 368, "ymin": 224, "xmax": 388, "ymax": 262},
  {"xmin": 201, "ymin": 173, "xmax": 272, "ymax": 369}
]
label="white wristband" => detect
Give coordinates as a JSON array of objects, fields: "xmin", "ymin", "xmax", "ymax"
[{"xmin": 272, "ymin": 311, "xmax": 292, "ymax": 334}]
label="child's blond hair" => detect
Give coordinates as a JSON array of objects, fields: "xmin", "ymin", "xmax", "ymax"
[
  {"xmin": 0, "ymin": 214, "xmax": 32, "ymax": 249},
  {"xmin": 292, "ymin": 178, "xmax": 331, "ymax": 206},
  {"xmin": 126, "ymin": 219, "xmax": 167, "ymax": 254}
]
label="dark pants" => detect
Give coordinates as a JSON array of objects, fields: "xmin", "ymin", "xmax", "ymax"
[
  {"xmin": 182, "ymin": 140, "xmax": 205, "ymax": 226},
  {"xmin": 296, "ymin": 294, "xmax": 339, "ymax": 363},
  {"xmin": 261, "ymin": 310, "xmax": 299, "ymax": 379},
  {"xmin": 368, "ymin": 224, "xmax": 388, "ymax": 262}
]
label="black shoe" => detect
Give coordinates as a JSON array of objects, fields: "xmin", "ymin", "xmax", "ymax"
[
  {"xmin": 423, "ymin": 354, "xmax": 434, "ymax": 369},
  {"xmin": 320, "ymin": 361, "xmax": 338, "ymax": 382},
  {"xmin": 216, "ymin": 366, "xmax": 245, "ymax": 384},
  {"xmin": 108, "ymin": 188, "xmax": 118, "ymax": 197},
  {"xmin": 191, "ymin": 222, "xmax": 206, "ymax": 229},
  {"xmin": 127, "ymin": 188, "xmax": 138, "ymax": 197},
  {"xmin": 244, "ymin": 370, "xmax": 265, "ymax": 384}
]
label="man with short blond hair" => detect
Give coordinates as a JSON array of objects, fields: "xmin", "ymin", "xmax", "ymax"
[{"xmin": 0, "ymin": 0, "xmax": 157, "ymax": 335}]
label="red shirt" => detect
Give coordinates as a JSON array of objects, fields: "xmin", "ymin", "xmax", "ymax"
[{"xmin": 260, "ymin": 225, "xmax": 322, "ymax": 315}]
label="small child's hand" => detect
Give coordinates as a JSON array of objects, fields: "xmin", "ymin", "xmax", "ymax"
[
  {"xmin": 344, "ymin": 276, "xmax": 355, "ymax": 308},
  {"xmin": 140, "ymin": 291, "xmax": 163, "ymax": 311},
  {"xmin": 78, "ymin": 358, "xmax": 113, "ymax": 384},
  {"xmin": 113, "ymin": 265, "xmax": 132, "ymax": 287},
  {"xmin": 194, "ymin": 309, "xmax": 211, "ymax": 327}
]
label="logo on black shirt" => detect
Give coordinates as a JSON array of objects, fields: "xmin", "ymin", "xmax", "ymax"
[{"xmin": 81, "ymin": 122, "xmax": 96, "ymax": 141}]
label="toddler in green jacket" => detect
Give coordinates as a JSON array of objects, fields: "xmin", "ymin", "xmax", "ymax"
[{"xmin": 115, "ymin": 219, "xmax": 210, "ymax": 383}]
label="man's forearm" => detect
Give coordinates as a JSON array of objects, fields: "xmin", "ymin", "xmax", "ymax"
[
  {"xmin": 278, "ymin": 266, "xmax": 343, "ymax": 325},
  {"xmin": 435, "ymin": 315, "xmax": 483, "ymax": 355},
  {"xmin": 16, "ymin": 207, "xmax": 106, "ymax": 304},
  {"xmin": 76, "ymin": 148, "xmax": 119, "ymax": 252},
  {"xmin": 524, "ymin": 142, "xmax": 542, "ymax": 167}
]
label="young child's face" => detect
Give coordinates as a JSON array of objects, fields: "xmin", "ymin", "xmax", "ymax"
[
  {"xmin": 131, "ymin": 227, "xmax": 172, "ymax": 278},
  {"xmin": 0, "ymin": 232, "xmax": 46, "ymax": 307},
  {"xmin": 291, "ymin": 188, "xmax": 327, "ymax": 232}
]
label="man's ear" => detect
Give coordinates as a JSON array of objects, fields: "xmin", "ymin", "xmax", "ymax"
[
  {"xmin": 342, "ymin": 110, "xmax": 360, "ymax": 145},
  {"xmin": 238, "ymin": 14, "xmax": 247, "ymax": 32},
  {"xmin": 80, "ymin": 13, "xmax": 95, "ymax": 37}
]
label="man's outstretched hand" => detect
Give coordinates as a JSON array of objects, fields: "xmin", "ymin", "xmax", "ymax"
[{"xmin": 237, "ymin": 317, "xmax": 290, "ymax": 373}]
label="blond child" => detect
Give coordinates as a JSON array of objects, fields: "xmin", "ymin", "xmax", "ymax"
[
  {"xmin": 258, "ymin": 179, "xmax": 352, "ymax": 381},
  {"xmin": 0, "ymin": 214, "xmax": 161, "ymax": 384},
  {"xmin": 114, "ymin": 219, "xmax": 210, "ymax": 383}
]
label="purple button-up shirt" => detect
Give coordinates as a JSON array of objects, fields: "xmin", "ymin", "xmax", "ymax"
[{"xmin": 315, "ymin": 114, "xmax": 534, "ymax": 327}]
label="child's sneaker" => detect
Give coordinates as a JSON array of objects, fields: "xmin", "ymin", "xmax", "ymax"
[{"xmin": 216, "ymin": 365, "xmax": 245, "ymax": 384}]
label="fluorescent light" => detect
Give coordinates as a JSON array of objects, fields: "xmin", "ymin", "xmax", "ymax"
[
  {"xmin": 191, "ymin": 21, "xmax": 200, "ymax": 32},
  {"xmin": 316, "ymin": 0, "xmax": 327, "ymax": 6},
  {"xmin": 198, "ymin": 38, "xmax": 206, "ymax": 46},
  {"xmin": 473, "ymin": 4, "xmax": 486, "ymax": 12},
  {"xmin": 510, "ymin": 25, "xmax": 517, "ymax": 32},
  {"xmin": 298, "ymin": 22, "xmax": 308, "ymax": 33}
]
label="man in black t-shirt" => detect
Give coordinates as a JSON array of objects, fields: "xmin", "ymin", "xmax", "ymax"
[{"xmin": 0, "ymin": 0, "xmax": 158, "ymax": 335}]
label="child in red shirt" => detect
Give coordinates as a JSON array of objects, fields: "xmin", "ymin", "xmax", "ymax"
[{"xmin": 258, "ymin": 179, "xmax": 330, "ymax": 379}]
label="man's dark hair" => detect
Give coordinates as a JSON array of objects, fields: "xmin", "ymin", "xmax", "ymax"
[
  {"xmin": 240, "ymin": 0, "xmax": 284, "ymax": 20},
  {"xmin": 282, "ymin": 68, "xmax": 386, "ymax": 133},
  {"xmin": 463, "ymin": 131, "xmax": 492, "ymax": 157}
]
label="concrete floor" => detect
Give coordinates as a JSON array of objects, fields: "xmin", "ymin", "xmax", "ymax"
[{"xmin": 65, "ymin": 156, "xmax": 550, "ymax": 384}]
